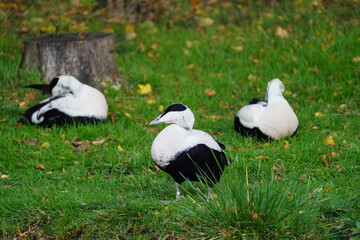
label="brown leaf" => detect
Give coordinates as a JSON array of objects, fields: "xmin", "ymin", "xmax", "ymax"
[
  {"xmin": 205, "ymin": 89, "xmax": 216, "ymax": 96},
  {"xmin": 25, "ymin": 91, "xmax": 36, "ymax": 100},
  {"xmin": 36, "ymin": 164, "xmax": 45, "ymax": 170},
  {"xmin": 299, "ymin": 174, "xmax": 307, "ymax": 182},
  {"xmin": 42, "ymin": 196, "xmax": 49, "ymax": 203},
  {"xmin": 26, "ymin": 138, "xmax": 38, "ymax": 147},
  {"xmin": 19, "ymin": 101, "xmax": 27, "ymax": 110}
]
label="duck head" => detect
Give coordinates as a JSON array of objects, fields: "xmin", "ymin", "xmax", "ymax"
[
  {"xmin": 150, "ymin": 103, "xmax": 195, "ymax": 131},
  {"xmin": 25, "ymin": 75, "xmax": 82, "ymax": 96},
  {"xmin": 265, "ymin": 78, "xmax": 285, "ymax": 101}
]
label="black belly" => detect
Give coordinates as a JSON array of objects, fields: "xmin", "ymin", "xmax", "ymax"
[
  {"xmin": 234, "ymin": 115, "xmax": 269, "ymax": 140},
  {"xmin": 159, "ymin": 144, "xmax": 229, "ymax": 186},
  {"xmin": 19, "ymin": 97, "xmax": 104, "ymax": 127}
]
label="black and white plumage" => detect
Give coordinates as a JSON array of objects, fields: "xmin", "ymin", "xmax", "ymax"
[
  {"xmin": 19, "ymin": 75, "xmax": 108, "ymax": 127},
  {"xmin": 150, "ymin": 103, "xmax": 230, "ymax": 201},
  {"xmin": 234, "ymin": 78, "xmax": 298, "ymax": 140}
]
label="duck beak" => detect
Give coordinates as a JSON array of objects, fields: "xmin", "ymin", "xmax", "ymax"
[
  {"xmin": 149, "ymin": 117, "xmax": 162, "ymax": 125},
  {"xmin": 25, "ymin": 84, "xmax": 51, "ymax": 95}
]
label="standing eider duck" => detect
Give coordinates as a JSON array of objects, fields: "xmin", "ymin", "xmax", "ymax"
[
  {"xmin": 150, "ymin": 103, "xmax": 230, "ymax": 201},
  {"xmin": 19, "ymin": 75, "xmax": 108, "ymax": 127},
  {"xmin": 234, "ymin": 78, "xmax": 298, "ymax": 140}
]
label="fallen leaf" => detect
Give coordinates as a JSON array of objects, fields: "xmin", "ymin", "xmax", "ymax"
[
  {"xmin": 41, "ymin": 142, "xmax": 50, "ymax": 148},
  {"xmin": 36, "ymin": 164, "xmax": 45, "ymax": 170},
  {"xmin": 25, "ymin": 138, "xmax": 38, "ymax": 147},
  {"xmin": 125, "ymin": 24, "xmax": 136, "ymax": 40},
  {"xmin": 62, "ymin": 168, "xmax": 66, "ymax": 173},
  {"xmin": 159, "ymin": 105, "xmax": 164, "ymax": 112},
  {"xmin": 284, "ymin": 140, "xmax": 290, "ymax": 150},
  {"xmin": 150, "ymin": 43, "xmax": 159, "ymax": 50},
  {"xmin": 1, "ymin": 174, "xmax": 9, "ymax": 179},
  {"xmin": 91, "ymin": 138, "xmax": 107, "ymax": 145},
  {"xmin": 252, "ymin": 212, "xmax": 258, "ymax": 220},
  {"xmin": 256, "ymin": 156, "xmax": 269, "ymax": 160},
  {"xmin": 25, "ymin": 91, "xmax": 36, "ymax": 100},
  {"xmin": 315, "ymin": 112, "xmax": 323, "ymax": 117},
  {"xmin": 117, "ymin": 145, "xmax": 124, "ymax": 152},
  {"xmin": 102, "ymin": 27, "xmax": 114, "ymax": 33},
  {"xmin": 60, "ymin": 134, "xmax": 66, "ymax": 140},
  {"xmin": 275, "ymin": 26, "xmax": 288, "ymax": 38},
  {"xmin": 0, "ymin": 119, "xmax": 6, "ymax": 123},
  {"xmin": 338, "ymin": 104, "xmax": 347, "ymax": 110},
  {"xmin": 146, "ymin": 99, "xmax": 156, "ymax": 105},
  {"xmin": 299, "ymin": 174, "xmax": 307, "ymax": 182},
  {"xmin": 137, "ymin": 83, "xmax": 152, "ymax": 95},
  {"xmin": 205, "ymin": 89, "xmax": 216, "ymax": 96},
  {"xmin": 231, "ymin": 45, "xmax": 243, "ymax": 52},
  {"xmin": 139, "ymin": 43, "xmax": 146, "ymax": 52},
  {"xmin": 324, "ymin": 136, "xmax": 335, "ymax": 146},
  {"xmin": 19, "ymin": 101, "xmax": 27, "ymax": 110},
  {"xmin": 352, "ymin": 56, "xmax": 360, "ymax": 62},
  {"xmin": 198, "ymin": 17, "xmax": 214, "ymax": 27}
]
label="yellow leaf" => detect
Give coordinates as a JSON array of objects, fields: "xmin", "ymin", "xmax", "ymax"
[
  {"xmin": 62, "ymin": 168, "xmax": 66, "ymax": 173},
  {"xmin": 231, "ymin": 45, "xmax": 243, "ymax": 52},
  {"xmin": 137, "ymin": 83, "xmax": 152, "ymax": 95},
  {"xmin": 198, "ymin": 17, "xmax": 214, "ymax": 27},
  {"xmin": 256, "ymin": 156, "xmax": 269, "ymax": 160},
  {"xmin": 275, "ymin": 26, "xmax": 289, "ymax": 39},
  {"xmin": 41, "ymin": 142, "xmax": 50, "ymax": 149},
  {"xmin": 159, "ymin": 105, "xmax": 164, "ymax": 112},
  {"xmin": 324, "ymin": 136, "xmax": 335, "ymax": 146},
  {"xmin": 284, "ymin": 140, "xmax": 290, "ymax": 150},
  {"xmin": 102, "ymin": 28, "xmax": 114, "ymax": 33},
  {"xmin": 146, "ymin": 99, "xmax": 156, "ymax": 105},
  {"xmin": 186, "ymin": 40, "xmax": 193, "ymax": 48},
  {"xmin": 125, "ymin": 24, "xmax": 136, "ymax": 40},
  {"xmin": 315, "ymin": 112, "xmax": 323, "ymax": 117},
  {"xmin": 117, "ymin": 145, "xmax": 124, "ymax": 152}
]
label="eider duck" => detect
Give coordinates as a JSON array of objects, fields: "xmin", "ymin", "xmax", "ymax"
[
  {"xmin": 19, "ymin": 75, "xmax": 108, "ymax": 127},
  {"xmin": 150, "ymin": 103, "xmax": 230, "ymax": 201},
  {"xmin": 234, "ymin": 78, "xmax": 298, "ymax": 140}
]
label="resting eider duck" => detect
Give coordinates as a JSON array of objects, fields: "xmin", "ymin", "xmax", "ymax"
[
  {"xmin": 234, "ymin": 78, "xmax": 298, "ymax": 140},
  {"xmin": 150, "ymin": 103, "xmax": 230, "ymax": 201},
  {"xmin": 19, "ymin": 75, "xmax": 108, "ymax": 127}
]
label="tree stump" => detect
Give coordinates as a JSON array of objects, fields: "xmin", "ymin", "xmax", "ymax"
[{"xmin": 20, "ymin": 33, "xmax": 119, "ymax": 86}]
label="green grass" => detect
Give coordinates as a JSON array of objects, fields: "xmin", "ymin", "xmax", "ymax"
[{"xmin": 1, "ymin": 0, "xmax": 360, "ymax": 239}]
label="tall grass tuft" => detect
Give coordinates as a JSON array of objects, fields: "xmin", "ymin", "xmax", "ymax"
[{"xmin": 178, "ymin": 159, "xmax": 324, "ymax": 239}]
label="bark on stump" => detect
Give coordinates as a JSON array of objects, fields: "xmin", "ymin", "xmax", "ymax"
[{"xmin": 20, "ymin": 33, "xmax": 119, "ymax": 86}]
